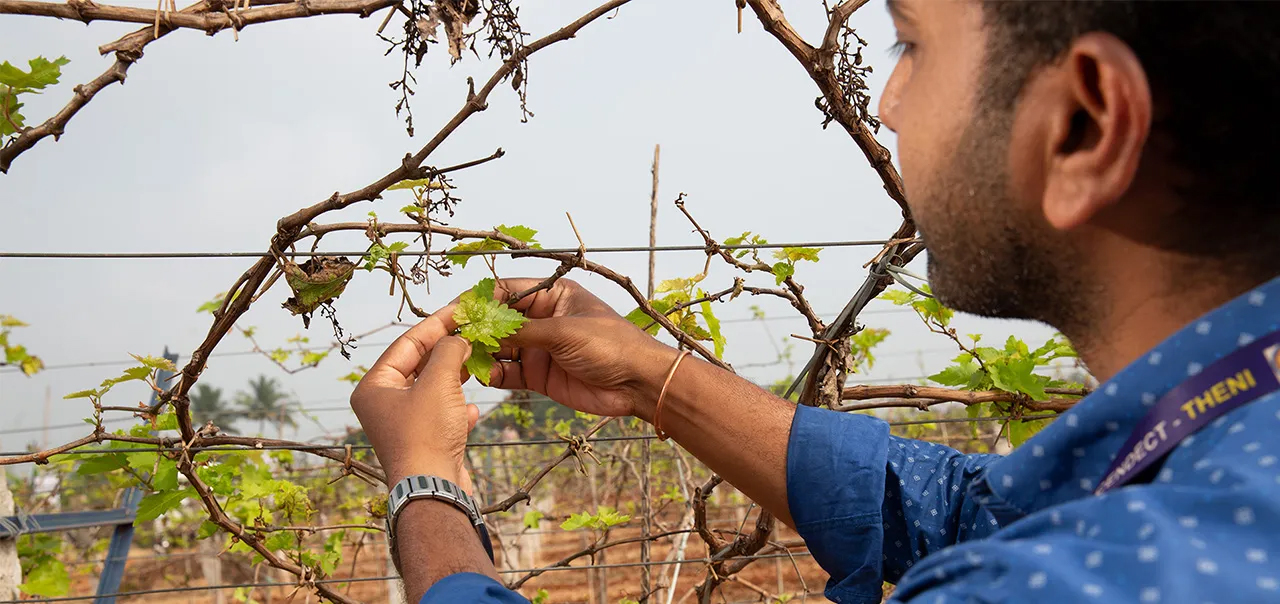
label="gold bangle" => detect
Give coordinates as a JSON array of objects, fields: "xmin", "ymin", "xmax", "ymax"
[{"xmin": 653, "ymin": 349, "xmax": 690, "ymax": 441}]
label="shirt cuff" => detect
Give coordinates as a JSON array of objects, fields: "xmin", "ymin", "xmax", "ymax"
[
  {"xmin": 419, "ymin": 573, "xmax": 529, "ymax": 604},
  {"xmin": 787, "ymin": 405, "xmax": 890, "ymax": 603}
]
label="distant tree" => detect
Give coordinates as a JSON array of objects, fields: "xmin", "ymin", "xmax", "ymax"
[
  {"xmin": 190, "ymin": 384, "xmax": 241, "ymax": 434},
  {"xmin": 236, "ymin": 375, "xmax": 297, "ymax": 437}
]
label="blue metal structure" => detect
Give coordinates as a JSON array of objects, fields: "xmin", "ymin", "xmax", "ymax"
[
  {"xmin": 1, "ymin": 346, "xmax": 180, "ymax": 601},
  {"xmin": 0, "ymin": 488, "xmax": 142, "ymax": 602}
]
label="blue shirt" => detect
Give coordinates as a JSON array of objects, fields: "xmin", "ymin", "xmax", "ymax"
[{"xmin": 422, "ymin": 277, "xmax": 1280, "ymax": 604}]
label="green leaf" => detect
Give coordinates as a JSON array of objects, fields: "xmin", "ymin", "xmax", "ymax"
[
  {"xmin": 282, "ymin": 257, "xmax": 357, "ymax": 316},
  {"xmin": 531, "ymin": 589, "xmax": 550, "ymax": 604},
  {"xmin": 300, "ymin": 350, "xmax": 329, "ymax": 366},
  {"xmin": 497, "ymin": 224, "xmax": 539, "ymax": 245},
  {"xmin": 0, "ymin": 56, "xmax": 69, "ymax": 90},
  {"xmin": 445, "ymin": 239, "xmax": 507, "ymax": 267},
  {"xmin": 464, "ymin": 346, "xmax": 498, "ymax": 386},
  {"xmin": 387, "ymin": 177, "xmax": 451, "ymax": 191},
  {"xmin": 63, "ymin": 388, "xmax": 98, "ymax": 400},
  {"xmin": 154, "ymin": 413, "xmax": 179, "ymax": 431},
  {"xmin": 130, "ymin": 353, "xmax": 176, "ymax": 372},
  {"xmin": 268, "ymin": 348, "xmax": 291, "ymax": 363},
  {"xmin": 929, "ymin": 356, "xmax": 980, "ymax": 387},
  {"xmin": 773, "ymin": 247, "xmax": 821, "ymax": 263},
  {"xmin": 124, "ymin": 451, "xmax": 158, "ymax": 473},
  {"xmin": 522, "ymin": 509, "xmax": 544, "ymax": 530},
  {"xmin": 197, "ymin": 520, "xmax": 220, "ymax": 540},
  {"xmin": 699, "ymin": 299, "xmax": 725, "ymax": 358},
  {"xmin": 595, "ymin": 506, "xmax": 631, "ymax": 528},
  {"xmin": 0, "ymin": 315, "xmax": 28, "ymax": 328},
  {"xmin": 153, "ymin": 459, "xmax": 179, "ymax": 491},
  {"xmin": 76, "ymin": 453, "xmax": 127, "ymax": 475},
  {"xmin": 772, "ymin": 262, "xmax": 795, "ymax": 285},
  {"xmin": 656, "ymin": 278, "xmax": 696, "ymax": 293},
  {"xmin": 880, "ymin": 289, "xmax": 918, "ymax": 306},
  {"xmin": 990, "ymin": 357, "xmax": 1047, "ymax": 400},
  {"xmin": 0, "ymin": 93, "xmax": 20, "ymax": 136},
  {"xmin": 197, "ymin": 290, "xmax": 240, "ymax": 314},
  {"xmin": 320, "ymin": 531, "xmax": 345, "ymax": 576},
  {"xmin": 454, "ymin": 279, "xmax": 527, "ymax": 349},
  {"xmin": 18, "ymin": 558, "xmax": 69, "ymax": 597},
  {"xmin": 399, "ymin": 204, "xmax": 426, "ymax": 215},
  {"xmin": 560, "ymin": 511, "xmax": 594, "ymax": 531},
  {"xmin": 624, "ymin": 299, "xmax": 674, "ymax": 336},
  {"xmin": 339, "ymin": 366, "xmax": 368, "ymax": 384},
  {"xmin": 135, "ymin": 488, "xmax": 194, "ymax": 524},
  {"xmin": 263, "ymin": 532, "xmax": 296, "ymax": 553}
]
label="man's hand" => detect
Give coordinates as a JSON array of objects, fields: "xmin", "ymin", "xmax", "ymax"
[
  {"xmin": 349, "ymin": 311, "xmax": 480, "ymax": 490},
  {"xmin": 486, "ymin": 278, "xmax": 679, "ymax": 421}
]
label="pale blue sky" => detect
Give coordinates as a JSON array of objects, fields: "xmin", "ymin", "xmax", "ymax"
[{"xmin": 0, "ymin": 1, "xmax": 1056, "ymax": 448}]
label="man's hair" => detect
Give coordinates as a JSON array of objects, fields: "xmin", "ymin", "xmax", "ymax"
[{"xmin": 979, "ymin": 2, "xmax": 1280, "ymax": 278}]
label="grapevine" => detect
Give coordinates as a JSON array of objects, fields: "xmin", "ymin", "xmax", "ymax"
[{"xmin": 0, "ymin": 1, "xmax": 1094, "ymax": 602}]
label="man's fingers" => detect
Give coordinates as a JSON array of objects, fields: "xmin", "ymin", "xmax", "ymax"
[
  {"xmin": 489, "ymin": 360, "xmax": 527, "ymax": 391},
  {"xmin": 503, "ymin": 317, "xmax": 562, "ymax": 349},
  {"xmin": 364, "ymin": 311, "xmax": 453, "ymax": 387},
  {"xmin": 414, "ymin": 336, "xmax": 472, "ymax": 391},
  {"xmin": 491, "ymin": 278, "xmax": 551, "ymax": 313}
]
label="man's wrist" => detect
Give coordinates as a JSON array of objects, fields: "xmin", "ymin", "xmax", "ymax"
[
  {"xmin": 385, "ymin": 461, "xmax": 462, "ymax": 489},
  {"xmin": 628, "ymin": 344, "xmax": 684, "ymax": 424}
]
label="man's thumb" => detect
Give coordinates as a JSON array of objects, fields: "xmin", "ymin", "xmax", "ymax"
[{"xmin": 418, "ymin": 336, "xmax": 472, "ymax": 384}]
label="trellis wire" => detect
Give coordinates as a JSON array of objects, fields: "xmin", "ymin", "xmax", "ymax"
[
  {"xmin": 0, "ymin": 307, "xmax": 922, "ymax": 375},
  {"xmin": 0, "ymin": 414, "xmax": 1058, "ymax": 458},
  {"xmin": 0, "ymin": 239, "xmax": 897, "ymax": 260},
  {"xmin": 0, "ymin": 552, "xmax": 817, "ymax": 604}
]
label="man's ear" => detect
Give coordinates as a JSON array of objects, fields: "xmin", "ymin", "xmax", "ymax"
[{"xmin": 1025, "ymin": 32, "xmax": 1152, "ymax": 231}]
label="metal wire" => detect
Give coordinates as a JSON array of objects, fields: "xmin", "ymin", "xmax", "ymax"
[
  {"xmin": 0, "ymin": 239, "xmax": 891, "ymax": 260},
  {"xmin": 0, "ymin": 307, "xmax": 924, "ymax": 375},
  {"xmin": 0, "ymin": 414, "xmax": 1058, "ymax": 457},
  {"xmin": 0, "ymin": 552, "xmax": 816, "ymax": 603}
]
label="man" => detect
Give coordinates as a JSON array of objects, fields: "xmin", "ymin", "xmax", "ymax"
[{"xmin": 350, "ymin": 1, "xmax": 1280, "ymax": 602}]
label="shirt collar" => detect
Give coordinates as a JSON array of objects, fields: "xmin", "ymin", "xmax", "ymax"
[{"xmin": 971, "ymin": 275, "xmax": 1280, "ymax": 524}]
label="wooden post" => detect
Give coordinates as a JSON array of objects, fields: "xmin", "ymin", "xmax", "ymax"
[
  {"xmin": 641, "ymin": 143, "xmax": 660, "ymax": 601},
  {"xmin": 647, "ymin": 144, "xmax": 661, "ymax": 300},
  {"xmin": 0, "ymin": 445, "xmax": 21, "ymax": 601}
]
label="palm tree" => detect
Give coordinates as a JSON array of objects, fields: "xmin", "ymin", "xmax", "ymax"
[
  {"xmin": 190, "ymin": 384, "xmax": 242, "ymax": 434},
  {"xmin": 236, "ymin": 375, "xmax": 297, "ymax": 437}
]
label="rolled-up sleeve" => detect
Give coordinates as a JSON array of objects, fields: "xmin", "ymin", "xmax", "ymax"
[
  {"xmin": 419, "ymin": 573, "xmax": 529, "ymax": 603},
  {"xmin": 786, "ymin": 406, "xmax": 1000, "ymax": 603}
]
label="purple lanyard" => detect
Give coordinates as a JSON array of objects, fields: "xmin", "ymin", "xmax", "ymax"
[{"xmin": 1095, "ymin": 329, "xmax": 1280, "ymax": 494}]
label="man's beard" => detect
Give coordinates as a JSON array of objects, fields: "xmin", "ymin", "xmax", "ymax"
[{"xmin": 914, "ymin": 109, "xmax": 1090, "ymax": 333}]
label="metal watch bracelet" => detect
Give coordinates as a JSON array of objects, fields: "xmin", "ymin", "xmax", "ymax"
[{"xmin": 385, "ymin": 475, "xmax": 494, "ymax": 564}]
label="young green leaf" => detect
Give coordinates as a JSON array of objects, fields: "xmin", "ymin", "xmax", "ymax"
[
  {"xmin": 464, "ymin": 345, "xmax": 498, "ymax": 386},
  {"xmin": 772, "ymin": 261, "xmax": 795, "ymax": 285},
  {"xmin": 454, "ymin": 279, "xmax": 526, "ymax": 349},
  {"xmin": 445, "ymin": 239, "xmax": 507, "ymax": 267},
  {"xmin": 699, "ymin": 299, "xmax": 725, "ymax": 358},
  {"xmin": 387, "ymin": 177, "xmax": 451, "ymax": 191},
  {"xmin": 773, "ymin": 247, "xmax": 821, "ymax": 263},
  {"xmin": 18, "ymin": 558, "xmax": 69, "ymax": 597},
  {"xmin": 522, "ymin": 509, "xmax": 545, "ymax": 530},
  {"xmin": 136, "ymin": 488, "xmax": 195, "ymax": 524},
  {"xmin": 0, "ymin": 56, "xmax": 70, "ymax": 90},
  {"xmin": 497, "ymin": 224, "xmax": 539, "ymax": 246},
  {"xmin": 454, "ymin": 279, "xmax": 525, "ymax": 385}
]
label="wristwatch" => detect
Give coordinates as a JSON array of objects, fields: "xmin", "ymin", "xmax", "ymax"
[{"xmin": 385, "ymin": 475, "xmax": 494, "ymax": 564}]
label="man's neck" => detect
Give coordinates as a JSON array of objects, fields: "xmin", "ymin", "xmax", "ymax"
[{"xmin": 1066, "ymin": 263, "xmax": 1266, "ymax": 383}]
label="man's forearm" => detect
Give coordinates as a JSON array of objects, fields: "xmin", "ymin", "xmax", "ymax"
[
  {"xmin": 631, "ymin": 351, "xmax": 797, "ymax": 528},
  {"xmin": 394, "ymin": 499, "xmax": 499, "ymax": 602}
]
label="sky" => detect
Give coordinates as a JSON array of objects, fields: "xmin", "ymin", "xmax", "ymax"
[{"xmin": 0, "ymin": 1, "xmax": 1059, "ymax": 451}]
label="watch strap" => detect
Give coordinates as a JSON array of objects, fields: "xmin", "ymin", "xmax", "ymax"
[{"xmin": 385, "ymin": 475, "xmax": 493, "ymax": 564}]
